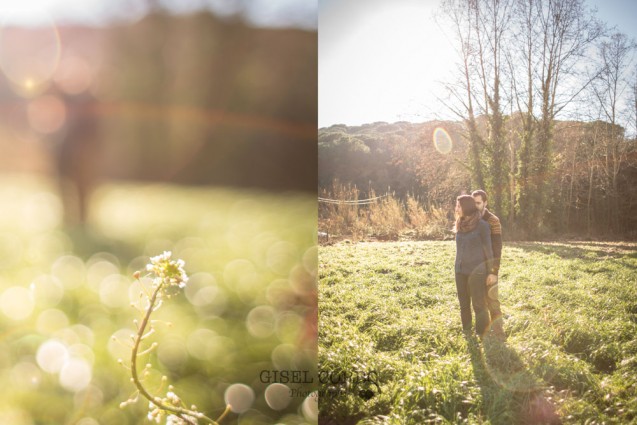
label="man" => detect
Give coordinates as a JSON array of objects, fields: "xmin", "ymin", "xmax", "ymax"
[{"xmin": 472, "ymin": 189, "xmax": 505, "ymax": 340}]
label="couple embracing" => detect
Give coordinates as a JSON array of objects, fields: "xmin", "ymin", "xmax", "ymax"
[{"xmin": 453, "ymin": 190, "xmax": 505, "ymax": 341}]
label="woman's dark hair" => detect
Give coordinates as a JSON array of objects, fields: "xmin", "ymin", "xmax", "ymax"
[{"xmin": 456, "ymin": 194, "xmax": 477, "ymax": 217}]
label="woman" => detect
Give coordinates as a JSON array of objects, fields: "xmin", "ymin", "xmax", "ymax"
[{"xmin": 454, "ymin": 195, "xmax": 495, "ymax": 338}]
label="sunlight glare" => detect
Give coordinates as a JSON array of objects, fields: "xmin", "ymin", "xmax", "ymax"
[{"xmin": 0, "ymin": 8, "xmax": 61, "ymax": 96}]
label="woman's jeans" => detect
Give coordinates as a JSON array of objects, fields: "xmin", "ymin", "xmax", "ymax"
[{"xmin": 455, "ymin": 272, "xmax": 488, "ymax": 336}]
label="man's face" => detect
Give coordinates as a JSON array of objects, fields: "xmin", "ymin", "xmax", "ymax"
[{"xmin": 473, "ymin": 195, "xmax": 486, "ymax": 214}]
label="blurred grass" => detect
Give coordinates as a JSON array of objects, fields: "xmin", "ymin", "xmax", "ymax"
[{"xmin": 0, "ymin": 174, "xmax": 318, "ymax": 425}]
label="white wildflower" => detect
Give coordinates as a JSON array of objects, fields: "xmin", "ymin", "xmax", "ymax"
[{"xmin": 146, "ymin": 251, "xmax": 188, "ymax": 290}]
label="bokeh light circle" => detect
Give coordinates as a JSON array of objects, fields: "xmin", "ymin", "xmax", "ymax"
[
  {"xmin": 433, "ymin": 127, "xmax": 453, "ymax": 154},
  {"xmin": 36, "ymin": 309, "xmax": 69, "ymax": 334},
  {"xmin": 54, "ymin": 55, "xmax": 93, "ymax": 95},
  {"xmin": 0, "ymin": 8, "xmax": 61, "ymax": 96},
  {"xmin": 107, "ymin": 329, "xmax": 135, "ymax": 360},
  {"xmin": 0, "ymin": 408, "xmax": 33, "ymax": 425},
  {"xmin": 21, "ymin": 192, "xmax": 63, "ymax": 233},
  {"xmin": 246, "ymin": 305, "xmax": 276, "ymax": 338},
  {"xmin": 157, "ymin": 336, "xmax": 188, "ymax": 369},
  {"xmin": 31, "ymin": 275, "xmax": 64, "ymax": 307},
  {"xmin": 36, "ymin": 339, "xmax": 69, "ymax": 373},
  {"xmin": 0, "ymin": 286, "xmax": 34, "ymax": 320},
  {"xmin": 301, "ymin": 392, "xmax": 318, "ymax": 423},
  {"xmin": 51, "ymin": 255, "xmax": 86, "ymax": 289},
  {"xmin": 99, "ymin": 274, "xmax": 130, "ymax": 309},
  {"xmin": 10, "ymin": 362, "xmax": 41, "ymax": 389},
  {"xmin": 224, "ymin": 383, "xmax": 255, "ymax": 413},
  {"xmin": 264, "ymin": 383, "xmax": 291, "ymax": 410},
  {"xmin": 186, "ymin": 328, "xmax": 217, "ymax": 361},
  {"xmin": 59, "ymin": 357, "xmax": 92, "ymax": 392}
]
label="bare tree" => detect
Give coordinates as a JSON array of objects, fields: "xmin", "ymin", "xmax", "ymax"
[
  {"xmin": 439, "ymin": 0, "xmax": 514, "ymax": 217},
  {"xmin": 529, "ymin": 0, "xmax": 604, "ymax": 233},
  {"xmin": 439, "ymin": 0, "xmax": 486, "ymax": 190},
  {"xmin": 590, "ymin": 32, "xmax": 636, "ymax": 232}
]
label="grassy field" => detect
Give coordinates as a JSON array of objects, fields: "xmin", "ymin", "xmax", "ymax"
[
  {"xmin": 318, "ymin": 240, "xmax": 637, "ymax": 424},
  {"xmin": 0, "ymin": 175, "xmax": 318, "ymax": 425}
]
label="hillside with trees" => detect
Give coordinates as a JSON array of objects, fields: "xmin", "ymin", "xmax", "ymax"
[{"xmin": 319, "ymin": 118, "xmax": 637, "ymax": 239}]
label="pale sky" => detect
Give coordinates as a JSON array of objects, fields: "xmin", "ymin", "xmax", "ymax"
[
  {"xmin": 0, "ymin": 0, "xmax": 317, "ymax": 29},
  {"xmin": 319, "ymin": 0, "xmax": 637, "ymax": 128}
]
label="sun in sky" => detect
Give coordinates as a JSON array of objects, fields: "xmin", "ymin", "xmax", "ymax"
[
  {"xmin": 319, "ymin": 0, "xmax": 637, "ymax": 128},
  {"xmin": 319, "ymin": 0, "xmax": 455, "ymax": 127}
]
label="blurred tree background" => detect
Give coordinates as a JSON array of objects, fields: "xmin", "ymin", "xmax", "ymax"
[{"xmin": 0, "ymin": 2, "xmax": 318, "ymax": 424}]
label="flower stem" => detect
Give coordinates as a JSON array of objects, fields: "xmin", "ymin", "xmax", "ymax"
[{"xmin": 130, "ymin": 284, "xmax": 221, "ymax": 425}]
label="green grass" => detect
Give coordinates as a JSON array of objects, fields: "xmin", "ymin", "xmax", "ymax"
[
  {"xmin": 319, "ymin": 240, "xmax": 637, "ymax": 424},
  {"xmin": 0, "ymin": 175, "xmax": 317, "ymax": 425}
]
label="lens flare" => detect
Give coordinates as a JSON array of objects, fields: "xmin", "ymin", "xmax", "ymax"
[
  {"xmin": 0, "ymin": 8, "xmax": 61, "ymax": 96},
  {"xmin": 433, "ymin": 127, "xmax": 452, "ymax": 154}
]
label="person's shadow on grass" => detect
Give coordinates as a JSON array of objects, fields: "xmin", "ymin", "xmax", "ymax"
[{"xmin": 467, "ymin": 336, "xmax": 561, "ymax": 424}]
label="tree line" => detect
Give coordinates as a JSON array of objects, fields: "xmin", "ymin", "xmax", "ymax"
[{"xmin": 319, "ymin": 118, "xmax": 637, "ymax": 239}]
